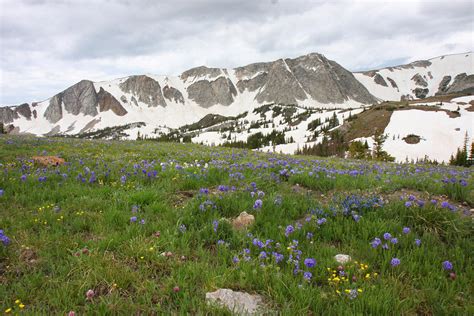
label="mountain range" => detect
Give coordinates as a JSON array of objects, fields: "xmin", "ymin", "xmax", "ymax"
[{"xmin": 0, "ymin": 51, "xmax": 473, "ymax": 162}]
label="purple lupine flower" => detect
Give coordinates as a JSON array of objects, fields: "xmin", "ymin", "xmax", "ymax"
[
  {"xmin": 140, "ymin": 219, "xmax": 145, "ymax": 225},
  {"xmin": 408, "ymin": 195, "xmax": 416, "ymax": 201},
  {"xmin": 273, "ymin": 252, "xmax": 284, "ymax": 263},
  {"xmin": 259, "ymin": 251, "xmax": 267, "ymax": 259},
  {"xmin": 430, "ymin": 199, "xmax": 437, "ymax": 205},
  {"xmin": 442, "ymin": 261, "xmax": 453, "ymax": 271},
  {"xmin": 304, "ymin": 258, "xmax": 316, "ymax": 268},
  {"xmin": 303, "ymin": 271, "xmax": 312, "ymax": 281},
  {"xmin": 405, "ymin": 201, "xmax": 412, "ymax": 207},
  {"xmin": 416, "ymin": 200, "xmax": 425, "ymax": 207},
  {"xmin": 390, "ymin": 258, "xmax": 400, "ymax": 267},
  {"xmin": 179, "ymin": 224, "xmax": 187, "ymax": 233},
  {"xmin": 383, "ymin": 233, "xmax": 392, "ymax": 240},
  {"xmin": 232, "ymin": 256, "xmax": 240, "ymax": 263},
  {"xmin": 120, "ymin": 175, "xmax": 127, "ymax": 184},
  {"xmin": 213, "ymin": 220, "xmax": 219, "ymax": 232},
  {"xmin": 21, "ymin": 174, "xmax": 27, "ymax": 181},
  {"xmin": 130, "ymin": 216, "xmax": 137, "ymax": 223},
  {"xmin": 0, "ymin": 189, "xmax": 4, "ymax": 196},
  {"xmin": 316, "ymin": 218, "xmax": 327, "ymax": 225},
  {"xmin": 217, "ymin": 240, "xmax": 225, "ymax": 246},
  {"xmin": 382, "ymin": 243, "xmax": 389, "ymax": 250},
  {"xmin": 415, "ymin": 239, "xmax": 421, "ymax": 246},
  {"xmin": 253, "ymin": 199, "xmax": 263, "ymax": 209},
  {"xmin": 402, "ymin": 227, "xmax": 411, "ymax": 234},
  {"xmin": 459, "ymin": 179, "xmax": 467, "ymax": 187},
  {"xmin": 441, "ymin": 201, "xmax": 449, "ymax": 208},
  {"xmin": 371, "ymin": 237, "xmax": 382, "ymax": 248},
  {"xmin": 285, "ymin": 225, "xmax": 294, "ymax": 237},
  {"xmin": 390, "ymin": 238, "xmax": 398, "ymax": 244},
  {"xmin": 306, "ymin": 232, "xmax": 314, "ymax": 240}
]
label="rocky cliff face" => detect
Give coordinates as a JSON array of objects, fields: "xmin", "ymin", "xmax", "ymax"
[{"xmin": 119, "ymin": 75, "xmax": 167, "ymax": 107}]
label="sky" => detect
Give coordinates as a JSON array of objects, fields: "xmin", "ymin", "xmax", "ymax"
[{"xmin": 0, "ymin": 0, "xmax": 473, "ymax": 105}]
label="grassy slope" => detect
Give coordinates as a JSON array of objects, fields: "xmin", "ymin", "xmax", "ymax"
[{"xmin": 0, "ymin": 135, "xmax": 473, "ymax": 315}]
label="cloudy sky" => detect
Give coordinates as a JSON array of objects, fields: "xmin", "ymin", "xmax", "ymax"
[{"xmin": 0, "ymin": 0, "xmax": 472, "ymax": 105}]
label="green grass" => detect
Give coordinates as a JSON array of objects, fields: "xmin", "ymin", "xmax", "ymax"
[{"xmin": 0, "ymin": 135, "xmax": 473, "ymax": 315}]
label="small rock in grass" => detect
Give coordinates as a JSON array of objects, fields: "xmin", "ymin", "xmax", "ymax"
[
  {"xmin": 232, "ymin": 212, "xmax": 255, "ymax": 230},
  {"xmin": 205, "ymin": 289, "xmax": 264, "ymax": 315},
  {"xmin": 334, "ymin": 254, "xmax": 352, "ymax": 264}
]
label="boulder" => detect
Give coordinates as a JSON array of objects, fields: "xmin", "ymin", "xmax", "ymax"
[
  {"xmin": 205, "ymin": 289, "xmax": 264, "ymax": 315},
  {"xmin": 232, "ymin": 212, "xmax": 255, "ymax": 230},
  {"xmin": 334, "ymin": 254, "xmax": 352, "ymax": 264}
]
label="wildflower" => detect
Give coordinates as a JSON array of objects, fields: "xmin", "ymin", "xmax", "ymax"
[
  {"xmin": 304, "ymin": 258, "xmax": 316, "ymax": 268},
  {"xmin": 348, "ymin": 289, "xmax": 358, "ymax": 300},
  {"xmin": 0, "ymin": 230, "xmax": 11, "ymax": 246},
  {"xmin": 140, "ymin": 219, "xmax": 145, "ymax": 225},
  {"xmin": 273, "ymin": 252, "xmax": 284, "ymax": 263},
  {"xmin": 86, "ymin": 289, "xmax": 95, "ymax": 300},
  {"xmin": 232, "ymin": 256, "xmax": 240, "ymax": 263},
  {"xmin": 390, "ymin": 238, "xmax": 398, "ymax": 244},
  {"xmin": 5, "ymin": 308, "xmax": 12, "ymax": 313},
  {"xmin": 442, "ymin": 261, "xmax": 453, "ymax": 271},
  {"xmin": 404, "ymin": 201, "xmax": 412, "ymax": 207},
  {"xmin": 402, "ymin": 227, "xmax": 411, "ymax": 234},
  {"xmin": 68, "ymin": 312, "xmax": 76, "ymax": 316},
  {"xmin": 0, "ymin": 189, "xmax": 4, "ymax": 196},
  {"xmin": 370, "ymin": 237, "xmax": 382, "ymax": 248},
  {"xmin": 173, "ymin": 286, "xmax": 180, "ymax": 293},
  {"xmin": 441, "ymin": 201, "xmax": 449, "ymax": 208},
  {"xmin": 199, "ymin": 188, "xmax": 209, "ymax": 195},
  {"xmin": 390, "ymin": 258, "xmax": 400, "ymax": 267},
  {"xmin": 130, "ymin": 216, "xmax": 137, "ymax": 223},
  {"xmin": 120, "ymin": 175, "xmax": 127, "ymax": 184},
  {"xmin": 430, "ymin": 199, "xmax": 437, "ymax": 205},
  {"xmin": 179, "ymin": 224, "xmax": 187, "ymax": 233},
  {"xmin": 259, "ymin": 251, "xmax": 267, "ymax": 259},
  {"xmin": 306, "ymin": 232, "xmax": 313, "ymax": 240},
  {"xmin": 382, "ymin": 243, "xmax": 389, "ymax": 250},
  {"xmin": 285, "ymin": 225, "xmax": 294, "ymax": 237},
  {"xmin": 316, "ymin": 218, "xmax": 327, "ymax": 225},
  {"xmin": 213, "ymin": 220, "xmax": 219, "ymax": 232},
  {"xmin": 131, "ymin": 205, "xmax": 139, "ymax": 213},
  {"xmin": 415, "ymin": 239, "xmax": 421, "ymax": 246},
  {"xmin": 383, "ymin": 233, "xmax": 392, "ymax": 240},
  {"xmin": 303, "ymin": 271, "xmax": 312, "ymax": 281},
  {"xmin": 21, "ymin": 174, "xmax": 27, "ymax": 181},
  {"xmin": 253, "ymin": 199, "xmax": 263, "ymax": 209}
]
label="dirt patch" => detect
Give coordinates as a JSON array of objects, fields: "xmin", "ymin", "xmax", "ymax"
[
  {"xmin": 343, "ymin": 106, "xmax": 394, "ymax": 141},
  {"xmin": 32, "ymin": 156, "xmax": 65, "ymax": 167}
]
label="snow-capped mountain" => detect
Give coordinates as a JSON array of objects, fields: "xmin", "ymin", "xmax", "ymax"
[
  {"xmin": 354, "ymin": 52, "xmax": 473, "ymax": 101},
  {"xmin": 0, "ymin": 51, "xmax": 473, "ymax": 163}
]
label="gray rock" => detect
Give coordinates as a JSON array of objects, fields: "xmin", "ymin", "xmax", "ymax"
[
  {"xmin": 120, "ymin": 95, "xmax": 128, "ymax": 103},
  {"xmin": 44, "ymin": 125, "xmax": 61, "ymax": 136},
  {"xmin": 436, "ymin": 75, "xmax": 452, "ymax": 95},
  {"xmin": 131, "ymin": 96, "xmax": 139, "ymax": 107},
  {"xmin": 15, "ymin": 103, "xmax": 32, "ymax": 120},
  {"xmin": 412, "ymin": 88, "xmax": 429, "ymax": 98},
  {"xmin": 255, "ymin": 59, "xmax": 307, "ymax": 105},
  {"xmin": 386, "ymin": 77, "xmax": 398, "ymax": 89},
  {"xmin": 411, "ymin": 74, "xmax": 428, "ymax": 87},
  {"xmin": 0, "ymin": 106, "xmax": 18, "ymax": 124},
  {"xmin": 205, "ymin": 289, "xmax": 265, "ymax": 315},
  {"xmin": 285, "ymin": 53, "xmax": 378, "ymax": 104},
  {"xmin": 446, "ymin": 73, "xmax": 474, "ymax": 94},
  {"xmin": 334, "ymin": 254, "xmax": 352, "ymax": 264},
  {"xmin": 62, "ymin": 80, "xmax": 98, "ymax": 116},
  {"xmin": 234, "ymin": 62, "xmax": 271, "ymax": 80},
  {"xmin": 373, "ymin": 73, "xmax": 388, "ymax": 87},
  {"xmin": 120, "ymin": 75, "xmax": 167, "ymax": 107},
  {"xmin": 44, "ymin": 94, "xmax": 63, "ymax": 123},
  {"xmin": 187, "ymin": 77, "xmax": 237, "ymax": 108},
  {"xmin": 181, "ymin": 66, "xmax": 222, "ymax": 82},
  {"xmin": 163, "ymin": 85, "xmax": 185, "ymax": 104},
  {"xmin": 97, "ymin": 87, "xmax": 127, "ymax": 116},
  {"xmin": 236, "ymin": 72, "xmax": 268, "ymax": 93}
]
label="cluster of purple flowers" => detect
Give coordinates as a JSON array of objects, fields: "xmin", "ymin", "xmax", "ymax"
[
  {"xmin": 370, "ymin": 227, "xmax": 420, "ymax": 250},
  {"xmin": 129, "ymin": 206, "xmax": 145, "ymax": 225},
  {"xmin": 0, "ymin": 229, "xmax": 10, "ymax": 246}
]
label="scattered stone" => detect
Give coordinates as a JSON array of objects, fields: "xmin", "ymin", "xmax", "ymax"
[
  {"xmin": 205, "ymin": 289, "xmax": 265, "ymax": 315},
  {"xmin": 232, "ymin": 212, "xmax": 255, "ymax": 230},
  {"xmin": 334, "ymin": 254, "xmax": 352, "ymax": 264},
  {"xmin": 32, "ymin": 156, "xmax": 65, "ymax": 167}
]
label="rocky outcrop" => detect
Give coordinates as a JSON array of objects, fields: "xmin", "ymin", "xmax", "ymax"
[
  {"xmin": 236, "ymin": 73, "xmax": 268, "ymax": 93},
  {"xmin": 15, "ymin": 103, "xmax": 32, "ymax": 120},
  {"xmin": 412, "ymin": 88, "xmax": 429, "ymax": 98},
  {"xmin": 181, "ymin": 66, "xmax": 222, "ymax": 82},
  {"xmin": 373, "ymin": 73, "xmax": 388, "ymax": 87},
  {"xmin": 0, "ymin": 107, "xmax": 18, "ymax": 124},
  {"xmin": 255, "ymin": 59, "xmax": 307, "ymax": 104},
  {"xmin": 97, "ymin": 87, "xmax": 127, "ymax": 116},
  {"xmin": 44, "ymin": 94, "xmax": 63, "ymax": 123},
  {"xmin": 163, "ymin": 85, "xmax": 185, "ymax": 104},
  {"xmin": 436, "ymin": 75, "xmax": 452, "ymax": 95},
  {"xmin": 286, "ymin": 54, "xmax": 378, "ymax": 104},
  {"xmin": 205, "ymin": 289, "xmax": 265, "ymax": 315},
  {"xmin": 411, "ymin": 74, "xmax": 428, "ymax": 87},
  {"xmin": 62, "ymin": 80, "xmax": 98, "ymax": 116},
  {"xmin": 445, "ymin": 73, "xmax": 474, "ymax": 94},
  {"xmin": 120, "ymin": 75, "xmax": 167, "ymax": 107},
  {"xmin": 187, "ymin": 77, "xmax": 237, "ymax": 108},
  {"xmin": 387, "ymin": 77, "xmax": 398, "ymax": 89}
]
